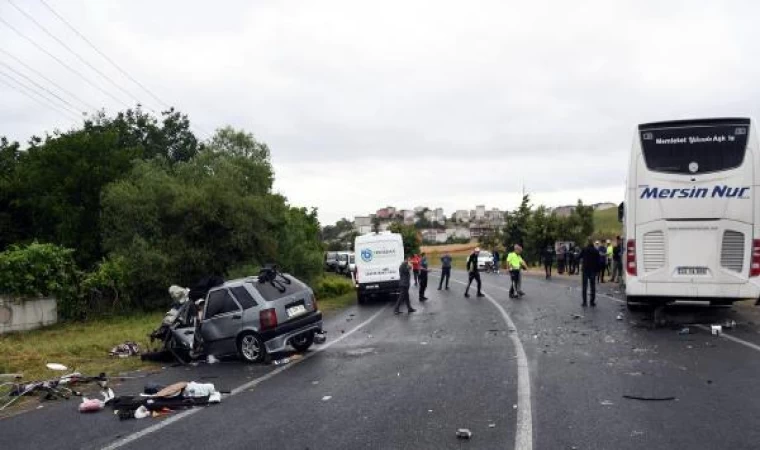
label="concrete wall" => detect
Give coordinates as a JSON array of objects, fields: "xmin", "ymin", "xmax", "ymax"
[{"xmin": 0, "ymin": 297, "xmax": 57, "ymax": 334}]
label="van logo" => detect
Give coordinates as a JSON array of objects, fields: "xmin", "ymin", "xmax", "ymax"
[
  {"xmin": 360, "ymin": 249, "xmax": 373, "ymax": 262},
  {"xmin": 639, "ymin": 185, "xmax": 750, "ymax": 200}
]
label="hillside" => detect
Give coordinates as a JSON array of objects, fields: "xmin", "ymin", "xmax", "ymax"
[{"xmin": 594, "ymin": 207, "xmax": 621, "ymax": 239}]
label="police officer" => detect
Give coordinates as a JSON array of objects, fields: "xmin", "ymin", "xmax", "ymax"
[
  {"xmin": 464, "ymin": 248, "xmax": 484, "ymax": 298},
  {"xmin": 394, "ymin": 255, "xmax": 416, "ymax": 314},
  {"xmin": 507, "ymin": 244, "xmax": 528, "ymax": 298}
]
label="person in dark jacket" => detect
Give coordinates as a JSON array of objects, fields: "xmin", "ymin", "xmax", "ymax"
[
  {"xmin": 438, "ymin": 252, "xmax": 452, "ymax": 290},
  {"xmin": 418, "ymin": 252, "xmax": 429, "ymax": 301},
  {"xmin": 596, "ymin": 241, "xmax": 607, "ymax": 284},
  {"xmin": 465, "ymin": 248, "xmax": 484, "ymax": 298},
  {"xmin": 394, "ymin": 256, "xmax": 416, "ymax": 314},
  {"xmin": 610, "ymin": 236, "xmax": 623, "ymax": 283},
  {"xmin": 542, "ymin": 245, "xmax": 555, "ymax": 279},
  {"xmin": 580, "ymin": 239, "xmax": 601, "ymax": 306}
]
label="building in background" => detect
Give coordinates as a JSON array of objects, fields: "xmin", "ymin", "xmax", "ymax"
[
  {"xmin": 475, "ymin": 205, "xmax": 486, "ymax": 220},
  {"xmin": 354, "ymin": 216, "xmax": 372, "ymax": 234},
  {"xmin": 454, "ymin": 210, "xmax": 470, "ymax": 223}
]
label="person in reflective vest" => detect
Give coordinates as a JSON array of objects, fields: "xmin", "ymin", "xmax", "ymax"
[{"xmin": 507, "ymin": 244, "xmax": 528, "ymax": 298}]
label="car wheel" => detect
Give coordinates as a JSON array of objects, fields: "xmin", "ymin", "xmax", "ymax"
[
  {"xmin": 291, "ymin": 332, "xmax": 314, "ymax": 352},
  {"xmin": 357, "ymin": 291, "xmax": 366, "ymax": 305},
  {"xmin": 237, "ymin": 332, "xmax": 265, "ymax": 363}
]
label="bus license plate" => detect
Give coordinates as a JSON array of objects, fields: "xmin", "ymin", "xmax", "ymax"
[{"xmin": 678, "ymin": 267, "xmax": 707, "ymax": 275}]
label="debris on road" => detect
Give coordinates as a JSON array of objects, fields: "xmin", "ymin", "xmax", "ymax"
[
  {"xmin": 314, "ymin": 331, "xmax": 327, "ymax": 344},
  {"xmin": 207, "ymin": 355, "xmax": 219, "ymax": 365},
  {"xmin": 321, "ymin": 395, "xmax": 332, "ymax": 401},
  {"xmin": 273, "ymin": 358, "xmax": 291, "ymax": 366},
  {"xmin": 604, "ymin": 336, "xmax": 616, "ymax": 344},
  {"xmin": 724, "ymin": 320, "xmax": 736, "ymax": 329},
  {"xmin": 616, "ymin": 314, "xmax": 624, "ymax": 321},
  {"xmin": 678, "ymin": 327, "xmax": 690, "ymax": 335},
  {"xmin": 600, "ymin": 400, "xmax": 614, "ymax": 406},
  {"xmin": 109, "ymin": 341, "xmax": 141, "ymax": 358},
  {"xmin": 623, "ymin": 395, "xmax": 676, "ymax": 402},
  {"xmin": 488, "ymin": 423, "xmax": 495, "ymax": 428},
  {"xmin": 456, "ymin": 429, "xmax": 472, "ymax": 439},
  {"xmin": 572, "ymin": 314, "xmax": 583, "ymax": 319},
  {"xmin": 711, "ymin": 325, "xmax": 722, "ymax": 336}
]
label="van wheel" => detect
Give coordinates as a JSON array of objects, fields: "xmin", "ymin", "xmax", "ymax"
[
  {"xmin": 238, "ymin": 332, "xmax": 265, "ymax": 363},
  {"xmin": 291, "ymin": 332, "xmax": 314, "ymax": 352},
  {"xmin": 357, "ymin": 291, "xmax": 366, "ymax": 305}
]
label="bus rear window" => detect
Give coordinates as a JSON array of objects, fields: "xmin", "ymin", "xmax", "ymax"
[{"xmin": 640, "ymin": 124, "xmax": 748, "ymax": 174}]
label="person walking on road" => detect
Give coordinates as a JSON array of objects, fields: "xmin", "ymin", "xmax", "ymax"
[
  {"xmin": 438, "ymin": 252, "xmax": 452, "ymax": 290},
  {"xmin": 580, "ymin": 239, "xmax": 600, "ymax": 307},
  {"xmin": 394, "ymin": 256, "xmax": 417, "ymax": 315},
  {"xmin": 492, "ymin": 249, "xmax": 501, "ymax": 274},
  {"xmin": 411, "ymin": 254, "xmax": 421, "ymax": 286},
  {"xmin": 596, "ymin": 241, "xmax": 607, "ymax": 284},
  {"xmin": 610, "ymin": 236, "xmax": 623, "ymax": 283},
  {"xmin": 606, "ymin": 239, "xmax": 613, "ymax": 277},
  {"xmin": 418, "ymin": 252, "xmax": 429, "ymax": 301},
  {"xmin": 542, "ymin": 245, "xmax": 555, "ymax": 279},
  {"xmin": 508, "ymin": 244, "xmax": 528, "ymax": 298},
  {"xmin": 465, "ymin": 247, "xmax": 484, "ymax": 298}
]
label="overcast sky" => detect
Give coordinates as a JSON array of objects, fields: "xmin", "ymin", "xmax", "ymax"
[{"xmin": 2, "ymin": 1, "xmax": 760, "ymax": 225}]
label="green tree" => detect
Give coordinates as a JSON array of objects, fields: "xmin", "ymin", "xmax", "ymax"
[
  {"xmin": 504, "ymin": 194, "xmax": 532, "ymax": 249},
  {"xmin": 207, "ymin": 126, "xmax": 270, "ymax": 160},
  {"xmin": 389, "ymin": 222, "xmax": 421, "ymax": 257}
]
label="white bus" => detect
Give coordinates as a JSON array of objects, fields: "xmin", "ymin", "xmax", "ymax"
[{"xmin": 622, "ymin": 118, "xmax": 760, "ymax": 309}]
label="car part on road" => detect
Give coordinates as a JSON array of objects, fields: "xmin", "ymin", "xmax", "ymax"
[
  {"xmin": 46, "ymin": 363, "xmax": 68, "ymax": 371},
  {"xmin": 456, "ymin": 428, "xmax": 472, "ymax": 439},
  {"xmin": 678, "ymin": 327, "xmax": 690, "ymax": 335},
  {"xmin": 711, "ymin": 325, "xmax": 723, "ymax": 336},
  {"xmin": 622, "ymin": 395, "xmax": 676, "ymax": 401},
  {"xmin": 314, "ymin": 331, "xmax": 327, "ymax": 344}
]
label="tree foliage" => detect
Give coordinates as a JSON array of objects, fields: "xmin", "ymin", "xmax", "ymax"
[{"xmin": 389, "ymin": 222, "xmax": 421, "ymax": 257}]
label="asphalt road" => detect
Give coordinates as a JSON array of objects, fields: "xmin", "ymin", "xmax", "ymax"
[{"xmin": 3, "ymin": 269, "xmax": 760, "ymax": 449}]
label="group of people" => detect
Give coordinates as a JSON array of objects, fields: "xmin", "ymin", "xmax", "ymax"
[
  {"xmin": 394, "ymin": 246, "xmax": 528, "ymax": 314},
  {"xmin": 576, "ymin": 236, "xmax": 623, "ymax": 306},
  {"xmin": 541, "ymin": 237, "xmax": 623, "ymax": 284}
]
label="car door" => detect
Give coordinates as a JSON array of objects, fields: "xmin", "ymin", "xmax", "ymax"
[{"xmin": 201, "ymin": 288, "xmax": 243, "ymax": 356}]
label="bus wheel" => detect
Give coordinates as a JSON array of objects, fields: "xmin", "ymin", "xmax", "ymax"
[{"xmin": 626, "ymin": 296, "xmax": 649, "ymax": 312}]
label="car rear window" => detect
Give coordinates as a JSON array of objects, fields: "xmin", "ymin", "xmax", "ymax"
[
  {"xmin": 249, "ymin": 277, "xmax": 307, "ymax": 302},
  {"xmin": 206, "ymin": 289, "xmax": 240, "ymax": 318},
  {"xmin": 338, "ymin": 254, "xmax": 348, "ymax": 261},
  {"xmin": 230, "ymin": 286, "xmax": 257, "ymax": 309},
  {"xmin": 639, "ymin": 122, "xmax": 748, "ymax": 174}
]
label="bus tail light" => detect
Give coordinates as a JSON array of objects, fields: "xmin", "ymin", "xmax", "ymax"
[
  {"xmin": 626, "ymin": 239, "xmax": 637, "ymax": 276},
  {"xmin": 751, "ymin": 240, "xmax": 760, "ymax": 277}
]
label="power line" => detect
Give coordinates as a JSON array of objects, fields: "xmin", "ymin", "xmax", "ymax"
[
  {"xmin": 5, "ymin": 0, "xmax": 141, "ymax": 107},
  {"xmin": 0, "ymin": 59, "xmax": 85, "ymax": 114},
  {"xmin": 0, "ymin": 15, "xmax": 129, "ymax": 107},
  {"xmin": 37, "ymin": 0, "xmax": 170, "ymax": 110},
  {"xmin": 0, "ymin": 47, "xmax": 97, "ymax": 111},
  {"xmin": 0, "ymin": 69, "xmax": 80, "ymax": 121},
  {"xmin": 0, "ymin": 67, "xmax": 81, "ymax": 118}
]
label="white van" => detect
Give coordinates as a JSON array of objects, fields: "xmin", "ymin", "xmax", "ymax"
[{"xmin": 354, "ymin": 232, "xmax": 404, "ymax": 304}]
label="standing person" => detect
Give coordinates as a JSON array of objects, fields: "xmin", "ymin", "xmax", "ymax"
[
  {"xmin": 411, "ymin": 254, "xmax": 421, "ymax": 286},
  {"xmin": 557, "ymin": 245, "xmax": 566, "ymax": 274},
  {"xmin": 595, "ymin": 241, "xmax": 607, "ymax": 284},
  {"xmin": 542, "ymin": 245, "xmax": 555, "ymax": 279},
  {"xmin": 580, "ymin": 239, "xmax": 600, "ymax": 306},
  {"xmin": 492, "ymin": 249, "xmax": 501, "ymax": 275},
  {"xmin": 418, "ymin": 252, "xmax": 429, "ymax": 301},
  {"xmin": 611, "ymin": 236, "xmax": 623, "ymax": 283},
  {"xmin": 465, "ymin": 247, "xmax": 484, "ymax": 298},
  {"xmin": 606, "ymin": 239, "xmax": 613, "ymax": 277},
  {"xmin": 438, "ymin": 252, "xmax": 452, "ymax": 290},
  {"xmin": 507, "ymin": 244, "xmax": 528, "ymax": 298},
  {"xmin": 394, "ymin": 256, "xmax": 417, "ymax": 314},
  {"xmin": 573, "ymin": 245, "xmax": 582, "ymax": 275}
]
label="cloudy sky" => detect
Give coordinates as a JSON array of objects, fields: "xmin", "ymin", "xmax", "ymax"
[{"xmin": 2, "ymin": 1, "xmax": 759, "ymax": 224}]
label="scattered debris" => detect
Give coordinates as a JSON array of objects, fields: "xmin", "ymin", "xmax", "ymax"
[
  {"xmin": 311, "ymin": 381, "xmax": 319, "ymax": 385},
  {"xmin": 626, "ymin": 372, "xmax": 644, "ymax": 377},
  {"xmin": 600, "ymin": 400, "xmax": 614, "ymax": 406},
  {"xmin": 724, "ymin": 320, "xmax": 736, "ymax": 329},
  {"xmin": 420, "ymin": 342, "xmax": 428, "ymax": 346},
  {"xmin": 321, "ymin": 395, "xmax": 332, "ymax": 401},
  {"xmin": 631, "ymin": 431, "xmax": 644, "ymax": 437},
  {"xmin": 207, "ymin": 355, "xmax": 219, "ymax": 365},
  {"xmin": 706, "ymin": 380, "xmax": 713, "ymax": 385},
  {"xmin": 290, "ymin": 354, "xmax": 304, "ymax": 362},
  {"xmin": 109, "ymin": 341, "xmax": 141, "ymax": 358},
  {"xmin": 616, "ymin": 314, "xmax": 623, "ymax": 321},
  {"xmin": 604, "ymin": 336, "xmax": 616, "ymax": 344},
  {"xmin": 314, "ymin": 332, "xmax": 327, "ymax": 344},
  {"xmin": 46, "ymin": 363, "xmax": 68, "ymax": 371},
  {"xmin": 711, "ymin": 325, "xmax": 722, "ymax": 336},
  {"xmin": 488, "ymin": 423, "xmax": 496, "ymax": 428},
  {"xmin": 623, "ymin": 395, "xmax": 676, "ymax": 402},
  {"xmin": 572, "ymin": 314, "xmax": 583, "ymax": 320},
  {"xmin": 134, "ymin": 406, "xmax": 150, "ymax": 419},
  {"xmin": 678, "ymin": 327, "xmax": 690, "ymax": 335},
  {"xmin": 456, "ymin": 429, "xmax": 472, "ymax": 439},
  {"xmin": 428, "ymin": 409, "xmax": 433, "ymax": 413},
  {"xmin": 273, "ymin": 358, "xmax": 291, "ymax": 366},
  {"xmin": 513, "ymin": 404, "xmax": 517, "ymax": 409}
]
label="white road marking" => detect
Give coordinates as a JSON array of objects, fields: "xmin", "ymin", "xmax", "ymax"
[
  {"xmin": 101, "ymin": 306, "xmax": 387, "ymax": 450},
  {"xmin": 445, "ymin": 276, "xmax": 533, "ymax": 450}
]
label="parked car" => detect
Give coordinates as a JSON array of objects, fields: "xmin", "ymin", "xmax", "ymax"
[
  {"xmin": 170, "ymin": 267, "xmax": 323, "ymax": 363},
  {"xmin": 477, "ymin": 250, "xmax": 493, "ymax": 271},
  {"xmin": 347, "ymin": 253, "xmax": 356, "ymax": 277},
  {"xmin": 324, "ymin": 252, "xmax": 339, "ymax": 272},
  {"xmin": 354, "ymin": 232, "xmax": 404, "ymax": 304},
  {"xmin": 336, "ymin": 252, "xmax": 353, "ymax": 274}
]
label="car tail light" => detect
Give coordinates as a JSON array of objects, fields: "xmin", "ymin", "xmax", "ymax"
[
  {"xmin": 626, "ymin": 239, "xmax": 637, "ymax": 276},
  {"xmin": 259, "ymin": 308, "xmax": 278, "ymax": 330},
  {"xmin": 751, "ymin": 239, "xmax": 760, "ymax": 277},
  {"xmin": 312, "ymin": 293, "xmax": 319, "ymax": 311}
]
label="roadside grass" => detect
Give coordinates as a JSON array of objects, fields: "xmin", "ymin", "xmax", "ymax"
[
  {"xmin": 594, "ymin": 207, "xmax": 622, "ymax": 239},
  {"xmin": 318, "ymin": 291, "xmax": 356, "ymax": 313},
  {"xmin": 0, "ymin": 311, "xmax": 164, "ymax": 389}
]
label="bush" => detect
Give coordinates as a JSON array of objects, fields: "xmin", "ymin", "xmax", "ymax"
[
  {"xmin": 80, "ymin": 256, "xmax": 130, "ymax": 315},
  {"xmin": 312, "ymin": 275, "xmax": 354, "ymax": 299},
  {"xmin": 0, "ymin": 242, "xmax": 82, "ymax": 319}
]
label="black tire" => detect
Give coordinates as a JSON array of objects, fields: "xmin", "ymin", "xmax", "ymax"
[
  {"xmin": 357, "ymin": 291, "xmax": 366, "ymax": 305},
  {"xmin": 237, "ymin": 332, "xmax": 266, "ymax": 363},
  {"xmin": 291, "ymin": 331, "xmax": 314, "ymax": 352}
]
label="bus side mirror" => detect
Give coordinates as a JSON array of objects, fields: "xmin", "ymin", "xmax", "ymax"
[{"xmin": 617, "ymin": 202, "xmax": 624, "ymax": 223}]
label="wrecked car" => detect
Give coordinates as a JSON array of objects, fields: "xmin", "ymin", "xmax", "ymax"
[{"xmin": 156, "ymin": 267, "xmax": 323, "ymax": 363}]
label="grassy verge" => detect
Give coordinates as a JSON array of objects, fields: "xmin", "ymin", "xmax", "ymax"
[
  {"xmin": 318, "ymin": 291, "xmax": 356, "ymax": 314},
  {"xmin": 0, "ymin": 311, "xmax": 164, "ymax": 387}
]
